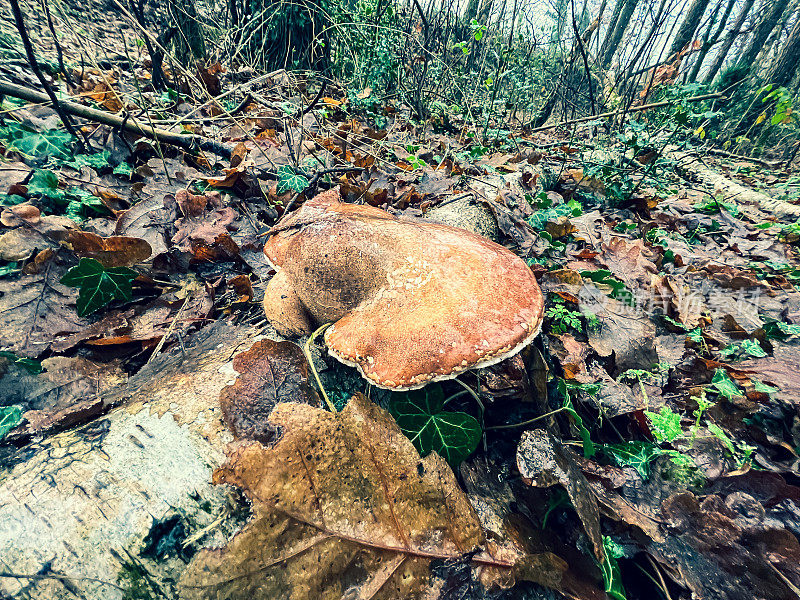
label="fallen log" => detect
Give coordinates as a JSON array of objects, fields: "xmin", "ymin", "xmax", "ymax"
[{"xmin": 668, "ymin": 149, "xmax": 800, "ymax": 219}]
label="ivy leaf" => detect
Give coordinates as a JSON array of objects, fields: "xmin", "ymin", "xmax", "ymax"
[
  {"xmin": 65, "ymin": 187, "xmax": 109, "ymax": 221},
  {"xmin": 602, "ymin": 441, "xmax": 662, "ymax": 480},
  {"xmin": 0, "ymin": 122, "xmax": 72, "ymax": 161},
  {"xmin": 60, "ymin": 258, "xmax": 138, "ymax": 316},
  {"xmin": 0, "ymin": 406, "xmax": 23, "ymax": 440},
  {"xmin": 644, "ymin": 406, "xmax": 682, "ymax": 443},
  {"xmin": 389, "ymin": 384, "xmax": 481, "ymax": 466},
  {"xmin": 27, "ymin": 169, "xmax": 65, "ymax": 202},
  {"xmin": 711, "ymin": 368, "xmax": 742, "ymax": 400},
  {"xmin": 276, "ymin": 165, "xmax": 309, "ymax": 195},
  {"xmin": 740, "ymin": 339, "xmax": 767, "ymax": 358},
  {"xmin": 65, "ymin": 150, "xmax": 111, "ymax": 170}
]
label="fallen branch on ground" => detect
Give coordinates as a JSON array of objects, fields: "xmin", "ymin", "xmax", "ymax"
[
  {"xmin": 527, "ymin": 92, "xmax": 725, "ymax": 133},
  {"xmin": 0, "ymin": 80, "xmax": 233, "ymax": 159}
]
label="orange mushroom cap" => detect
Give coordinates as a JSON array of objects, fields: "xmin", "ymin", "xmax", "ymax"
[{"xmin": 263, "ymin": 190, "xmax": 544, "ymax": 390}]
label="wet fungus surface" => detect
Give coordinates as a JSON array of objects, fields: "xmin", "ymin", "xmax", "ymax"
[{"xmin": 263, "ymin": 189, "xmax": 544, "ymax": 390}]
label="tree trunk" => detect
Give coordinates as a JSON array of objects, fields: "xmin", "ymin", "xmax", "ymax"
[
  {"xmin": 703, "ymin": 0, "xmax": 756, "ymax": 84},
  {"xmin": 599, "ymin": 0, "xmax": 640, "ymax": 68},
  {"xmin": 686, "ymin": 0, "xmax": 736, "ymax": 83},
  {"xmin": 598, "ymin": 0, "xmax": 625, "ymax": 59},
  {"xmin": 737, "ymin": 0, "xmax": 791, "ymax": 71},
  {"xmin": 764, "ymin": 14, "xmax": 800, "ymax": 88},
  {"xmin": 668, "ymin": 0, "xmax": 712, "ymax": 56}
]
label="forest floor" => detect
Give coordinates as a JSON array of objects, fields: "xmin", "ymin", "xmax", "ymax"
[{"xmin": 1, "ymin": 4, "xmax": 800, "ymax": 600}]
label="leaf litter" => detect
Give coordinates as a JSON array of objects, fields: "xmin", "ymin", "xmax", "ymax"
[{"xmin": 0, "ymin": 24, "xmax": 800, "ymax": 600}]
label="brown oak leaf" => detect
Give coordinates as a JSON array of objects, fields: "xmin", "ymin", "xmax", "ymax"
[
  {"xmin": 180, "ymin": 395, "xmax": 565, "ymax": 599},
  {"xmin": 219, "ymin": 339, "xmax": 320, "ymax": 444}
]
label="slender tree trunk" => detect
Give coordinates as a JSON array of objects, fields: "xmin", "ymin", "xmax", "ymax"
[
  {"xmin": 600, "ymin": 0, "xmax": 641, "ymax": 68},
  {"xmin": 703, "ymin": 0, "xmax": 756, "ymax": 83},
  {"xmin": 687, "ymin": 0, "xmax": 735, "ymax": 83},
  {"xmin": 764, "ymin": 14, "xmax": 800, "ymax": 88},
  {"xmin": 599, "ymin": 0, "xmax": 626, "ymax": 59},
  {"xmin": 668, "ymin": 0, "xmax": 712, "ymax": 56},
  {"xmin": 737, "ymin": 0, "xmax": 791, "ymax": 70}
]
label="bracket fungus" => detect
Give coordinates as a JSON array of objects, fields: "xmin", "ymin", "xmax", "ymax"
[{"xmin": 263, "ymin": 189, "xmax": 544, "ymax": 390}]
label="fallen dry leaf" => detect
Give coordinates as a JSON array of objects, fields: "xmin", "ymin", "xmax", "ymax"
[
  {"xmin": 115, "ymin": 194, "xmax": 176, "ymax": 257},
  {"xmin": 180, "ymin": 394, "xmax": 565, "ymax": 599},
  {"xmin": 0, "ymin": 258, "xmax": 87, "ymax": 357},
  {"xmin": 219, "ymin": 339, "xmax": 320, "ymax": 443},
  {"xmin": 516, "ymin": 429, "xmax": 604, "ymax": 561},
  {"xmin": 67, "ymin": 230, "xmax": 152, "ymax": 267},
  {"xmin": 1, "ymin": 356, "xmax": 125, "ymax": 438},
  {"xmin": 172, "ymin": 189, "xmax": 238, "ymax": 252}
]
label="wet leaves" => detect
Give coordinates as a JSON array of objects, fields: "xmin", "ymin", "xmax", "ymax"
[
  {"xmin": 516, "ymin": 429, "xmax": 605, "ymax": 561},
  {"xmin": 181, "ymin": 395, "xmax": 564, "ymax": 599},
  {"xmin": 0, "ymin": 257, "xmax": 87, "ymax": 356},
  {"xmin": 219, "ymin": 339, "xmax": 320, "ymax": 444}
]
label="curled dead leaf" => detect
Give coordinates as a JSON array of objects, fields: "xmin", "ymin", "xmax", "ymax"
[
  {"xmin": 219, "ymin": 339, "xmax": 319, "ymax": 444},
  {"xmin": 67, "ymin": 230, "xmax": 152, "ymax": 267},
  {"xmin": 517, "ymin": 429, "xmax": 605, "ymax": 561}
]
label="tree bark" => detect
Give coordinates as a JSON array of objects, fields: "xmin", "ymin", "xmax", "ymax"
[
  {"xmin": 686, "ymin": 0, "xmax": 736, "ymax": 83},
  {"xmin": 763, "ymin": 13, "xmax": 800, "ymax": 88},
  {"xmin": 599, "ymin": 0, "xmax": 626, "ymax": 59},
  {"xmin": 703, "ymin": 0, "xmax": 756, "ymax": 83},
  {"xmin": 600, "ymin": 0, "xmax": 641, "ymax": 68},
  {"xmin": 737, "ymin": 0, "xmax": 791, "ymax": 71},
  {"xmin": 668, "ymin": 0, "xmax": 712, "ymax": 56}
]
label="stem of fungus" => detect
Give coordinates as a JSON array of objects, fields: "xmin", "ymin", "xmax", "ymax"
[{"xmin": 304, "ymin": 323, "xmax": 336, "ymax": 413}]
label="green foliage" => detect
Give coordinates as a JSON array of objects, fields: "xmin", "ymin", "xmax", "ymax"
[
  {"xmin": 239, "ymin": 0, "xmax": 330, "ymax": 71},
  {"xmin": 603, "ymin": 441, "xmax": 662, "ymax": 479},
  {"xmin": 707, "ymin": 422, "xmax": 755, "ymax": 468},
  {"xmin": 27, "ymin": 169, "xmax": 109, "ymax": 221},
  {"xmin": 389, "ymin": 383, "xmax": 481, "ymax": 466},
  {"xmin": 600, "ymin": 536, "xmax": 627, "ymax": 600},
  {"xmin": 65, "ymin": 151, "xmax": 111, "ymax": 170},
  {"xmin": 762, "ymin": 318, "xmax": 800, "ymax": 341},
  {"xmin": 0, "ymin": 262, "xmax": 20, "ymax": 277},
  {"xmin": 276, "ymin": 165, "xmax": 310, "ymax": 195},
  {"xmin": 604, "ymin": 440, "xmax": 699, "ymax": 483},
  {"xmin": 558, "ymin": 379, "xmax": 596, "ymax": 457},
  {"xmin": 0, "ymin": 121, "xmax": 73, "ymax": 161},
  {"xmin": 580, "ymin": 269, "xmax": 629, "ymax": 303},
  {"xmin": 0, "ymin": 406, "xmax": 23, "ymax": 441},
  {"xmin": 0, "ymin": 351, "xmax": 43, "ymax": 374},
  {"xmin": 695, "ymin": 194, "xmax": 740, "ymax": 216},
  {"xmin": 545, "ymin": 301, "xmax": 582, "ymax": 335},
  {"xmin": 60, "ymin": 258, "xmax": 138, "ymax": 316},
  {"xmin": 719, "ymin": 339, "xmax": 767, "ymax": 360},
  {"xmin": 645, "ymin": 406, "xmax": 682, "ymax": 443},
  {"xmin": 527, "ymin": 195, "xmax": 583, "ymax": 230},
  {"xmin": 710, "ymin": 369, "xmax": 742, "ymax": 400},
  {"xmin": 759, "ymin": 85, "xmax": 795, "ymax": 127}
]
